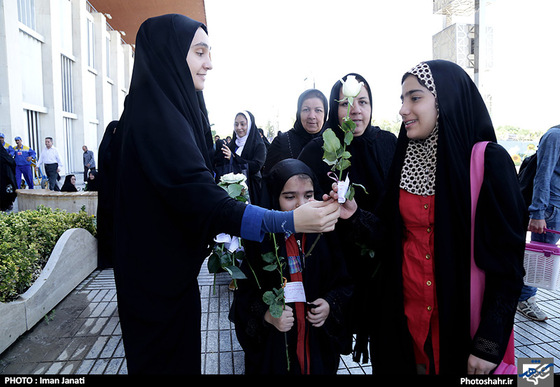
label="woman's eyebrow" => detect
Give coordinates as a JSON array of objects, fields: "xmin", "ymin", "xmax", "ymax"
[
  {"xmin": 192, "ymin": 42, "xmax": 210, "ymax": 49},
  {"xmin": 400, "ymin": 89, "xmax": 425, "ymax": 101}
]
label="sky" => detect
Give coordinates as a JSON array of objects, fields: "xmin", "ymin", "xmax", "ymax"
[{"xmin": 202, "ymin": 0, "xmax": 560, "ymax": 139}]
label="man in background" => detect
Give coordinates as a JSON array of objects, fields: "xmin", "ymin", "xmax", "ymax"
[
  {"xmin": 37, "ymin": 137, "xmax": 62, "ymax": 191},
  {"xmin": 13, "ymin": 136, "xmax": 36, "ymax": 189}
]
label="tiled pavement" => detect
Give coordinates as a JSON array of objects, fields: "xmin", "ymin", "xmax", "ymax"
[{"xmin": 0, "ymin": 260, "xmax": 559, "ymax": 377}]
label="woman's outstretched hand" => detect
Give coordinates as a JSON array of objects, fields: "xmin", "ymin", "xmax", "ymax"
[{"xmin": 293, "ymin": 200, "xmax": 340, "ymax": 233}]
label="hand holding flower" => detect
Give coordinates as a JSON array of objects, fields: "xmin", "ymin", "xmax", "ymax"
[{"xmin": 265, "ymin": 305, "xmax": 294, "ymax": 332}]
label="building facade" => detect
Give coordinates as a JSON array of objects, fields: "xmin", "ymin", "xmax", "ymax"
[{"xmin": 1, "ymin": 0, "xmax": 133, "ymax": 174}]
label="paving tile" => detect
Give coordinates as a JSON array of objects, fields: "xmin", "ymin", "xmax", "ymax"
[{"xmin": 1, "ymin": 266, "xmax": 559, "ymax": 376}]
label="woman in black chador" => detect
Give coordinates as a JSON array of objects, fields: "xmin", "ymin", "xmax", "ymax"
[
  {"xmin": 220, "ymin": 110, "xmax": 266, "ymax": 204},
  {"xmin": 111, "ymin": 14, "xmax": 340, "ymax": 375},
  {"xmin": 334, "ymin": 60, "xmax": 526, "ymax": 375},
  {"xmin": 230, "ymin": 159, "xmax": 353, "ymax": 374},
  {"xmin": 263, "ymin": 89, "xmax": 328, "ymax": 174},
  {"xmin": 298, "ymin": 73, "xmax": 397, "ymax": 362}
]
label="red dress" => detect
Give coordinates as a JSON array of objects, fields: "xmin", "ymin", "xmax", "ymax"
[{"xmin": 399, "ymin": 189, "xmax": 440, "ymax": 374}]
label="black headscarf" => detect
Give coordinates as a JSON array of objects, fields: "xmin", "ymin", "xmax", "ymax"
[
  {"xmin": 60, "ymin": 175, "xmax": 77, "ymax": 192},
  {"xmin": 264, "ymin": 158, "xmax": 319, "ymax": 211},
  {"xmin": 228, "ymin": 110, "xmax": 264, "ymax": 158},
  {"xmin": 293, "ymin": 89, "xmax": 328, "ymax": 137},
  {"xmin": 297, "ymin": 74, "xmax": 397, "ymax": 363},
  {"xmin": 263, "ymin": 89, "xmax": 328, "ymax": 173},
  {"xmin": 300, "ymin": 73, "xmax": 397, "ymax": 211},
  {"xmin": 112, "ymin": 14, "xmax": 246, "ymax": 374},
  {"xmin": 231, "ymin": 158, "xmax": 353, "ymax": 374},
  {"xmin": 227, "ymin": 110, "xmax": 266, "ymax": 204},
  {"xmin": 373, "ymin": 60, "xmax": 526, "ymax": 375}
]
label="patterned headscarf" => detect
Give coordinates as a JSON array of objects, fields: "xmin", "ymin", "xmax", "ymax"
[{"xmin": 400, "ymin": 62, "xmax": 439, "ymax": 196}]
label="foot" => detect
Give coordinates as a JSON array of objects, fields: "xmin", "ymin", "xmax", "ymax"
[{"xmin": 518, "ymin": 296, "xmax": 548, "ymax": 321}]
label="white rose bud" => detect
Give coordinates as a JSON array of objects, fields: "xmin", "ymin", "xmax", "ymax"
[{"xmin": 341, "ymin": 75, "xmax": 363, "ymax": 100}]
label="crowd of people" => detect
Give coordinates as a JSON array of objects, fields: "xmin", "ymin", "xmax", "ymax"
[
  {"xmin": 2, "ymin": 12, "xmax": 558, "ymax": 378},
  {"xmin": 89, "ymin": 14, "xmax": 560, "ymax": 377}
]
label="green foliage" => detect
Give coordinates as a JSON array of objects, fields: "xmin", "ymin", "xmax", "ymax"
[
  {"xmin": 0, "ymin": 206, "xmax": 97, "ymax": 303},
  {"xmin": 260, "ymin": 234, "xmax": 286, "ymax": 318}
]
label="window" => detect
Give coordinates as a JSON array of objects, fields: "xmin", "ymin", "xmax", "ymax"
[
  {"xmin": 25, "ymin": 109, "xmax": 41, "ymax": 160},
  {"xmin": 87, "ymin": 18, "xmax": 95, "ymax": 68},
  {"xmin": 106, "ymin": 37, "xmax": 111, "ymax": 78},
  {"xmin": 61, "ymin": 55, "xmax": 74, "ymax": 113},
  {"xmin": 63, "ymin": 117, "xmax": 74, "ymax": 172},
  {"xmin": 17, "ymin": 0, "xmax": 36, "ymax": 30}
]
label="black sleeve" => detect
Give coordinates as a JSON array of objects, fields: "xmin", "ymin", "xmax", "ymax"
[{"xmin": 472, "ymin": 142, "xmax": 528, "ymax": 364}]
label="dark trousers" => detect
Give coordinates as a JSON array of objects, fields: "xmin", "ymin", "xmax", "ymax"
[{"xmin": 44, "ymin": 163, "xmax": 60, "ymax": 191}]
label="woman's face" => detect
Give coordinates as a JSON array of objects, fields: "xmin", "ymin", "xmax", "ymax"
[
  {"xmin": 71, "ymin": 176, "xmax": 76, "ymax": 185},
  {"xmin": 278, "ymin": 175, "xmax": 315, "ymax": 212},
  {"xmin": 399, "ymin": 75, "xmax": 438, "ymax": 140},
  {"xmin": 234, "ymin": 114, "xmax": 248, "ymax": 138},
  {"xmin": 338, "ymin": 86, "xmax": 371, "ymax": 137},
  {"xmin": 300, "ymin": 97, "xmax": 325, "ymax": 134},
  {"xmin": 186, "ymin": 27, "xmax": 213, "ymax": 91}
]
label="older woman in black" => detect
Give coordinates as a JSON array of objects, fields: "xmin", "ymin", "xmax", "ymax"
[
  {"xmin": 263, "ymin": 89, "xmax": 328, "ymax": 173},
  {"xmin": 111, "ymin": 14, "xmax": 340, "ymax": 375},
  {"xmin": 298, "ymin": 73, "xmax": 397, "ymax": 362}
]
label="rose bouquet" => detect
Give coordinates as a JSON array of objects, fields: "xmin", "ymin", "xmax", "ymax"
[{"xmin": 207, "ymin": 173, "xmax": 251, "ymax": 292}]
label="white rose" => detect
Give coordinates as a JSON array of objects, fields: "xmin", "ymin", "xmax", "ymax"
[
  {"xmin": 341, "ymin": 75, "xmax": 363, "ymax": 99},
  {"xmin": 219, "ymin": 173, "xmax": 246, "ymax": 185}
]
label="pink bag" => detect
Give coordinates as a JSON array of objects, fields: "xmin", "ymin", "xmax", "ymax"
[{"xmin": 470, "ymin": 141, "xmax": 517, "ymax": 374}]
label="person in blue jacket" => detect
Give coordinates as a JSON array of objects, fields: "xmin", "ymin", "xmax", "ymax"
[
  {"xmin": 13, "ymin": 136, "xmax": 36, "ymax": 189},
  {"xmin": 0, "ymin": 133, "xmax": 14, "ymax": 157}
]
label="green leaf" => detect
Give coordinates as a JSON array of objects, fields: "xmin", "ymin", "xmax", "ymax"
[
  {"xmin": 263, "ymin": 263, "xmax": 278, "ymax": 272},
  {"xmin": 262, "ymin": 290, "xmax": 276, "ymax": 305},
  {"xmin": 233, "ymin": 250, "xmax": 245, "ymax": 261},
  {"xmin": 322, "ymin": 150, "xmax": 338, "ymax": 165},
  {"xmin": 340, "ymin": 151, "xmax": 351, "ymax": 159},
  {"xmin": 352, "ymin": 183, "xmax": 368, "ymax": 195},
  {"xmin": 322, "ymin": 129, "xmax": 341, "ymax": 153},
  {"xmin": 261, "ymin": 251, "xmax": 276, "ymax": 263},
  {"xmin": 344, "ymin": 131, "xmax": 354, "ymax": 146},
  {"xmin": 219, "ymin": 251, "xmax": 233, "ymax": 266},
  {"xmin": 336, "ymin": 159, "xmax": 351, "ymax": 171},
  {"xmin": 341, "ymin": 119, "xmax": 356, "ymax": 133},
  {"xmin": 207, "ymin": 252, "xmax": 222, "ymax": 273},
  {"xmin": 224, "ymin": 265, "xmax": 247, "ymax": 280},
  {"xmin": 346, "ymin": 185, "xmax": 356, "ymax": 201},
  {"xmin": 269, "ymin": 304, "xmax": 284, "ymax": 318},
  {"xmin": 227, "ymin": 184, "xmax": 243, "ymax": 199}
]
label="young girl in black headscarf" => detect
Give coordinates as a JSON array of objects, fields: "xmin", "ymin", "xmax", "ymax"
[
  {"xmin": 333, "ymin": 60, "xmax": 526, "ymax": 375},
  {"xmin": 298, "ymin": 73, "xmax": 397, "ymax": 362},
  {"xmin": 111, "ymin": 14, "xmax": 340, "ymax": 375},
  {"xmin": 263, "ymin": 89, "xmax": 328, "ymax": 174},
  {"xmin": 221, "ymin": 110, "xmax": 266, "ymax": 204},
  {"xmin": 230, "ymin": 159, "xmax": 353, "ymax": 374}
]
